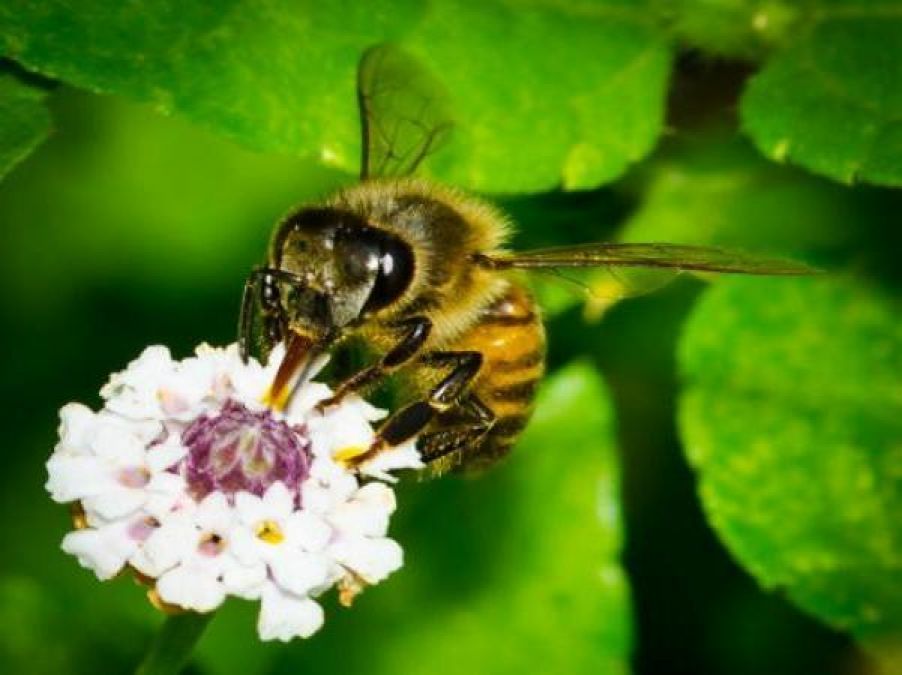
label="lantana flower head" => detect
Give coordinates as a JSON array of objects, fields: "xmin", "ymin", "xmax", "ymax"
[{"xmin": 46, "ymin": 343, "xmax": 422, "ymax": 641}]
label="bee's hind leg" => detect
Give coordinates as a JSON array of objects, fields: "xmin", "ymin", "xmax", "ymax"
[
  {"xmin": 375, "ymin": 351, "xmax": 483, "ymax": 448},
  {"xmin": 346, "ymin": 351, "xmax": 483, "ymax": 468},
  {"xmin": 418, "ymin": 395, "xmax": 496, "ymax": 470}
]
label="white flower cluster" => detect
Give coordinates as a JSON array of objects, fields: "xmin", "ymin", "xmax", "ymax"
[{"xmin": 45, "ymin": 343, "xmax": 422, "ymax": 641}]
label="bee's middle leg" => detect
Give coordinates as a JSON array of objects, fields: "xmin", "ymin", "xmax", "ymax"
[
  {"xmin": 316, "ymin": 316, "xmax": 432, "ymax": 410},
  {"xmin": 349, "ymin": 350, "xmax": 483, "ymax": 465}
]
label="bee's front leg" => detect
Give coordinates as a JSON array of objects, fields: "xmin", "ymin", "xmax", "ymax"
[
  {"xmin": 238, "ymin": 267, "xmax": 287, "ymax": 364},
  {"xmin": 315, "ymin": 316, "xmax": 432, "ymax": 411},
  {"xmin": 348, "ymin": 350, "xmax": 484, "ymax": 466}
]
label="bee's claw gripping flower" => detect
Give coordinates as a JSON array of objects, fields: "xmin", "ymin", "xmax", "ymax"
[{"xmin": 46, "ymin": 343, "xmax": 423, "ymax": 641}]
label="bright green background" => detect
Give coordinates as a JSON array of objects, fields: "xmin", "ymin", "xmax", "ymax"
[{"xmin": 1, "ymin": 1, "xmax": 900, "ymax": 673}]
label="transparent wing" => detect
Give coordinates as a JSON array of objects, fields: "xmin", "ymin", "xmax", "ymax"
[
  {"xmin": 518, "ymin": 245, "xmax": 817, "ymax": 322},
  {"xmin": 529, "ymin": 266, "xmax": 683, "ymax": 321},
  {"xmin": 357, "ymin": 44, "xmax": 453, "ymax": 180},
  {"xmin": 486, "ymin": 242, "xmax": 817, "ymax": 275}
]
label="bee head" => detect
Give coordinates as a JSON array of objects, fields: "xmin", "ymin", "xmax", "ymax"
[
  {"xmin": 246, "ymin": 207, "xmax": 415, "ymax": 408},
  {"xmin": 272, "ymin": 206, "xmax": 415, "ymax": 332}
]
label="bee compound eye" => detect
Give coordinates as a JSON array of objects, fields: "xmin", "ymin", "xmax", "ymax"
[
  {"xmin": 363, "ymin": 233, "xmax": 415, "ymax": 313},
  {"xmin": 339, "ymin": 238, "xmax": 380, "ymax": 283}
]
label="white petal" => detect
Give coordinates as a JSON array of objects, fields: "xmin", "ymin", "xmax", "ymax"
[
  {"xmin": 90, "ymin": 425, "xmax": 146, "ymax": 465},
  {"xmin": 100, "ymin": 348, "xmax": 174, "ymax": 419},
  {"xmin": 261, "ymin": 482, "xmax": 295, "ymax": 516},
  {"xmin": 61, "ymin": 522, "xmax": 138, "ymax": 580},
  {"xmin": 285, "ymin": 511, "xmax": 332, "ymax": 553},
  {"xmin": 100, "ymin": 346, "xmax": 175, "ymax": 419},
  {"xmin": 300, "ymin": 484, "xmax": 334, "ymax": 516},
  {"xmin": 328, "ymin": 482, "xmax": 396, "ymax": 538},
  {"xmin": 195, "ymin": 492, "xmax": 234, "ymax": 532},
  {"xmin": 156, "ymin": 566, "xmax": 226, "ymax": 612},
  {"xmin": 45, "ymin": 455, "xmax": 117, "ymax": 502},
  {"xmin": 234, "ymin": 491, "xmax": 266, "ymax": 526},
  {"xmin": 82, "ymin": 505, "xmax": 118, "ymax": 528},
  {"xmin": 304, "ymin": 458, "xmax": 359, "ymax": 506},
  {"xmin": 341, "ymin": 394, "xmax": 387, "ymax": 422},
  {"xmin": 194, "ymin": 342, "xmax": 233, "ymax": 367},
  {"xmin": 57, "ymin": 403, "xmax": 97, "ymax": 453},
  {"xmin": 91, "ymin": 411, "xmax": 163, "ymax": 445},
  {"xmin": 145, "ymin": 470, "xmax": 186, "ymax": 499},
  {"xmin": 287, "ymin": 382, "xmax": 332, "ymax": 418},
  {"xmin": 81, "ymin": 488, "xmax": 146, "ymax": 520},
  {"xmin": 313, "ymin": 560, "xmax": 346, "ymax": 593},
  {"xmin": 130, "ymin": 518, "xmax": 196, "ymax": 577},
  {"xmin": 101, "ymin": 346, "xmax": 173, "ymax": 399},
  {"xmin": 145, "ymin": 436, "xmax": 187, "ymax": 472},
  {"xmin": 257, "ymin": 584, "xmax": 324, "ymax": 641},
  {"xmin": 192, "ymin": 344, "xmax": 236, "ymax": 402},
  {"xmin": 222, "ymin": 559, "xmax": 267, "ymax": 600},
  {"xmin": 264, "ymin": 343, "xmax": 287, "ymax": 370},
  {"xmin": 308, "ymin": 406, "xmax": 375, "ymax": 460},
  {"xmin": 227, "ymin": 353, "xmax": 272, "ymax": 408},
  {"xmin": 270, "ymin": 549, "xmax": 330, "ymax": 597},
  {"xmin": 125, "ymin": 346, "xmax": 173, "ymax": 379},
  {"xmin": 330, "ymin": 537, "xmax": 403, "ymax": 584},
  {"xmin": 165, "ymin": 356, "xmax": 218, "ymax": 418},
  {"xmin": 352, "ymin": 481, "xmax": 397, "ymax": 512},
  {"xmin": 228, "ymin": 525, "xmax": 264, "ymax": 567},
  {"xmin": 143, "ymin": 475, "xmax": 190, "ymax": 521},
  {"xmin": 358, "ymin": 440, "xmax": 424, "ymax": 481}
]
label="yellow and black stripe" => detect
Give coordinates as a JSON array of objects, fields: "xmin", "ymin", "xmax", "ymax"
[{"xmin": 450, "ymin": 283, "xmax": 546, "ymax": 467}]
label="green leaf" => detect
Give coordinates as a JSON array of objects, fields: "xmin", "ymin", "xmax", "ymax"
[
  {"xmin": 741, "ymin": 3, "xmax": 902, "ymax": 187},
  {"xmin": 653, "ymin": 0, "xmax": 800, "ymax": 59},
  {"xmin": 200, "ymin": 362, "xmax": 632, "ymax": 674},
  {"xmin": 0, "ymin": 89, "xmax": 344, "ymax": 312},
  {"xmin": 618, "ymin": 131, "xmax": 856, "ymax": 255},
  {"xmin": 0, "ymin": 0, "xmax": 671, "ymax": 193},
  {"xmin": 0, "ymin": 67, "xmax": 51, "ymax": 179},
  {"xmin": 0, "ymin": 576, "xmax": 69, "ymax": 674},
  {"xmin": 678, "ymin": 276, "xmax": 902, "ymax": 661},
  {"xmin": 566, "ymin": 130, "xmax": 853, "ymax": 322}
]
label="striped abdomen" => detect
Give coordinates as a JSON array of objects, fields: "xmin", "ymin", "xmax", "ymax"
[{"xmin": 450, "ymin": 282, "xmax": 546, "ymax": 469}]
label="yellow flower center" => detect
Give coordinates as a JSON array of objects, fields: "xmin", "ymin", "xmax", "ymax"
[{"xmin": 255, "ymin": 519, "xmax": 284, "ymax": 544}]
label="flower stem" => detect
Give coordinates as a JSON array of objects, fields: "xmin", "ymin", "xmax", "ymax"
[{"xmin": 135, "ymin": 612, "xmax": 213, "ymax": 675}]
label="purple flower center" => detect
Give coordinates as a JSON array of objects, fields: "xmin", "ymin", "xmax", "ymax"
[{"xmin": 181, "ymin": 400, "xmax": 311, "ymax": 500}]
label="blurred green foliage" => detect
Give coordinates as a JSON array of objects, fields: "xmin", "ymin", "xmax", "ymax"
[
  {"xmin": 680, "ymin": 276, "xmax": 902, "ymax": 669},
  {"xmin": 619, "ymin": 131, "xmax": 858, "ymax": 253},
  {"xmin": 741, "ymin": 4, "xmax": 902, "ymax": 187},
  {"xmin": 0, "ymin": 66, "xmax": 50, "ymax": 178},
  {"xmin": 0, "ymin": 0, "xmax": 671, "ymax": 192},
  {"xmin": 0, "ymin": 1, "xmax": 900, "ymax": 674},
  {"xmin": 653, "ymin": 0, "xmax": 799, "ymax": 59}
]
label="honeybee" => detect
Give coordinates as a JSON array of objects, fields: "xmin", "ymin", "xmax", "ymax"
[{"xmin": 239, "ymin": 45, "xmax": 813, "ymax": 474}]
